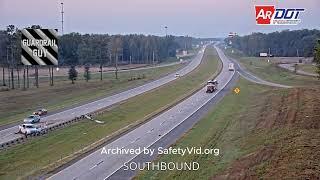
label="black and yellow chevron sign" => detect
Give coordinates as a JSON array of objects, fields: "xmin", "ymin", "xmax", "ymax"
[{"xmin": 21, "ymin": 29, "xmax": 58, "ymax": 66}]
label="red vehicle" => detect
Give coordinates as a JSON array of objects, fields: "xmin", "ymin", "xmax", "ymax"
[{"xmin": 33, "ymin": 109, "xmax": 48, "ymax": 116}]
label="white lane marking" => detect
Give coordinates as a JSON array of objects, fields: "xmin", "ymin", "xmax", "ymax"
[
  {"xmin": 147, "ymin": 128, "xmax": 154, "ymax": 134},
  {"xmin": 89, "ymin": 165, "xmax": 97, "ymax": 170},
  {"xmin": 130, "ymin": 137, "xmax": 140, "ymax": 143},
  {"xmin": 89, "ymin": 160, "xmax": 104, "ymax": 170}
]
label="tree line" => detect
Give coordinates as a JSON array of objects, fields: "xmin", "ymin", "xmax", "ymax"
[
  {"xmin": 226, "ymin": 29, "xmax": 320, "ymax": 57},
  {"xmin": 0, "ymin": 25, "xmax": 193, "ymax": 66},
  {"xmin": 315, "ymin": 39, "xmax": 320, "ymax": 78},
  {"xmin": 0, "ymin": 25, "xmax": 193, "ymax": 89},
  {"xmin": 60, "ymin": 33, "xmax": 192, "ymax": 66}
]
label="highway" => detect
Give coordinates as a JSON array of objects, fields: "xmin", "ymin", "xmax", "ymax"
[
  {"xmin": 0, "ymin": 47, "xmax": 206, "ymax": 147},
  {"xmin": 49, "ymin": 45, "xmax": 236, "ymax": 180}
]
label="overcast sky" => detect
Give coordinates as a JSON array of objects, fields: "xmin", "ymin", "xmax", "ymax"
[{"xmin": 0, "ymin": 0, "xmax": 319, "ymax": 37}]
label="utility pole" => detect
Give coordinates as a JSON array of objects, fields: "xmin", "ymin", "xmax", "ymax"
[
  {"xmin": 100, "ymin": 48, "xmax": 103, "ymax": 81},
  {"xmin": 51, "ymin": 66, "xmax": 54, "ymax": 86},
  {"xmin": 185, "ymin": 35, "xmax": 188, "ymax": 50},
  {"xmin": 49, "ymin": 66, "xmax": 51, "ymax": 86},
  {"xmin": 26, "ymin": 66, "xmax": 29, "ymax": 88},
  {"xmin": 4, "ymin": 48, "xmax": 9, "ymax": 87},
  {"xmin": 152, "ymin": 51, "xmax": 155, "ymax": 65},
  {"xmin": 294, "ymin": 63, "xmax": 298, "ymax": 74},
  {"xmin": 100, "ymin": 63, "xmax": 103, "ymax": 81},
  {"xmin": 165, "ymin": 26, "xmax": 168, "ymax": 37},
  {"xmin": 11, "ymin": 47, "xmax": 14, "ymax": 89},
  {"xmin": 17, "ymin": 65, "xmax": 20, "ymax": 88},
  {"xmin": 109, "ymin": 54, "xmax": 112, "ymax": 66},
  {"xmin": 2, "ymin": 65, "xmax": 5, "ymax": 86},
  {"xmin": 268, "ymin": 48, "xmax": 271, "ymax": 62},
  {"xmin": 61, "ymin": 2, "xmax": 64, "ymax": 35},
  {"xmin": 7, "ymin": 66, "xmax": 10, "ymax": 88},
  {"xmin": 115, "ymin": 52, "xmax": 118, "ymax": 79},
  {"xmin": 23, "ymin": 67, "xmax": 26, "ymax": 90}
]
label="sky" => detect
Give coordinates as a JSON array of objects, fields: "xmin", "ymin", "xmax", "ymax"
[{"xmin": 0, "ymin": 0, "xmax": 319, "ymax": 38}]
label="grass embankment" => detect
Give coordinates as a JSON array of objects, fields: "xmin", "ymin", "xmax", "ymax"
[
  {"xmin": 224, "ymin": 47, "xmax": 320, "ymax": 86},
  {"xmin": 0, "ymin": 63, "xmax": 183, "ymax": 126},
  {"xmin": 137, "ymin": 78, "xmax": 320, "ymax": 179},
  {"xmin": 299, "ymin": 64, "xmax": 317, "ymax": 74},
  {"xmin": 0, "ymin": 47, "xmax": 221, "ymax": 179}
]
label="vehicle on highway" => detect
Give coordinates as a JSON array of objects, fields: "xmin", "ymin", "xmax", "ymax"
[
  {"xmin": 228, "ymin": 63, "xmax": 235, "ymax": 71},
  {"xmin": 23, "ymin": 115, "xmax": 41, "ymax": 124},
  {"xmin": 175, "ymin": 73, "xmax": 181, "ymax": 78},
  {"xmin": 206, "ymin": 80, "xmax": 218, "ymax": 93},
  {"xmin": 33, "ymin": 108, "xmax": 48, "ymax": 116},
  {"xmin": 18, "ymin": 123, "xmax": 42, "ymax": 135}
]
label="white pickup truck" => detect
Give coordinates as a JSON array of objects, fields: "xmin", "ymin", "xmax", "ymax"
[
  {"xmin": 18, "ymin": 124, "xmax": 42, "ymax": 135},
  {"xmin": 228, "ymin": 63, "xmax": 235, "ymax": 71}
]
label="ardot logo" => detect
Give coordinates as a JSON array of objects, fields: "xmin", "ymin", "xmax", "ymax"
[{"xmin": 255, "ymin": 5, "xmax": 305, "ymax": 25}]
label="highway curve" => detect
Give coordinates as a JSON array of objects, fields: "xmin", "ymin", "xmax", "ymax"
[
  {"xmin": 0, "ymin": 46, "xmax": 206, "ymax": 148},
  {"xmin": 227, "ymin": 56, "xmax": 292, "ymax": 88},
  {"xmin": 48, "ymin": 45, "xmax": 237, "ymax": 180}
]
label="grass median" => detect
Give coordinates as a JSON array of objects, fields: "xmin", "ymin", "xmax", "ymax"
[
  {"xmin": 298, "ymin": 64, "xmax": 317, "ymax": 74},
  {"xmin": 223, "ymin": 47, "xmax": 320, "ymax": 86},
  {"xmin": 137, "ymin": 78, "xmax": 320, "ymax": 179},
  {"xmin": 0, "ymin": 63, "xmax": 184, "ymax": 126},
  {"xmin": 0, "ymin": 46, "xmax": 221, "ymax": 179}
]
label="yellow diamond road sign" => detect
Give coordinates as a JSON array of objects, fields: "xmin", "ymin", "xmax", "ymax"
[{"xmin": 234, "ymin": 88, "xmax": 240, "ymax": 94}]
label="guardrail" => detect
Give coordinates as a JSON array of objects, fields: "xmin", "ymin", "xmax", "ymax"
[{"xmin": 0, "ymin": 114, "xmax": 95, "ymax": 150}]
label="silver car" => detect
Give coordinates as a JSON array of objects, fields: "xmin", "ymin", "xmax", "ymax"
[
  {"xmin": 18, "ymin": 123, "xmax": 42, "ymax": 135},
  {"xmin": 23, "ymin": 115, "xmax": 41, "ymax": 124}
]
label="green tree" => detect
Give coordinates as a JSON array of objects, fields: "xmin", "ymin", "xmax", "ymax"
[
  {"xmin": 68, "ymin": 66, "xmax": 78, "ymax": 84},
  {"xmin": 315, "ymin": 39, "xmax": 320, "ymax": 78},
  {"xmin": 227, "ymin": 29, "xmax": 320, "ymax": 57},
  {"xmin": 84, "ymin": 64, "xmax": 91, "ymax": 82}
]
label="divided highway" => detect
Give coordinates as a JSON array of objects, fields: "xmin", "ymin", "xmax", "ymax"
[
  {"xmin": 0, "ymin": 47, "xmax": 206, "ymax": 147},
  {"xmin": 49, "ymin": 45, "xmax": 236, "ymax": 180}
]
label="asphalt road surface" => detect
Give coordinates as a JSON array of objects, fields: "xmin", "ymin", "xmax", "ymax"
[
  {"xmin": 0, "ymin": 47, "xmax": 206, "ymax": 147},
  {"xmin": 49, "ymin": 45, "xmax": 236, "ymax": 180}
]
